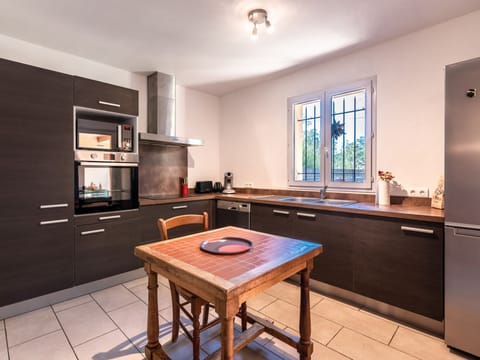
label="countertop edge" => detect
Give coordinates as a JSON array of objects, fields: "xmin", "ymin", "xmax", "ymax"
[{"xmin": 139, "ymin": 193, "xmax": 444, "ymax": 223}]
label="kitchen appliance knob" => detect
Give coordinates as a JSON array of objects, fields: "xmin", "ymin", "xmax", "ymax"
[
  {"xmin": 120, "ymin": 154, "xmax": 126, "ymax": 161},
  {"xmin": 90, "ymin": 153, "xmax": 97, "ymax": 159}
]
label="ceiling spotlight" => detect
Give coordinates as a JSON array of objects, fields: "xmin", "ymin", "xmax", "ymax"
[{"xmin": 248, "ymin": 8, "xmax": 272, "ymax": 38}]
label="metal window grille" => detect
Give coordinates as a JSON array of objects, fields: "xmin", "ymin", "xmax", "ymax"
[
  {"xmin": 295, "ymin": 101, "xmax": 321, "ymax": 181},
  {"xmin": 331, "ymin": 89, "xmax": 366, "ymax": 183}
]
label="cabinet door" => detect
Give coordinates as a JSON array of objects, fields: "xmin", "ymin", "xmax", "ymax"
[
  {"xmin": 294, "ymin": 209, "xmax": 354, "ymax": 291},
  {"xmin": 250, "ymin": 204, "xmax": 294, "ymax": 237},
  {"xmin": 139, "ymin": 201, "xmax": 214, "ymax": 243},
  {"xmin": 354, "ymin": 216, "xmax": 444, "ymax": 320},
  {"xmin": 0, "ymin": 217, "xmax": 74, "ymax": 307},
  {"xmin": 74, "ymin": 76, "xmax": 138, "ymax": 115},
  {"xmin": 0, "ymin": 59, "xmax": 74, "ymax": 219},
  {"xmin": 75, "ymin": 216, "xmax": 142, "ymax": 284}
]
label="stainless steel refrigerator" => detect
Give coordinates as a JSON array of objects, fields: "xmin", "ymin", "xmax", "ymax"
[{"xmin": 445, "ymin": 57, "xmax": 480, "ymax": 357}]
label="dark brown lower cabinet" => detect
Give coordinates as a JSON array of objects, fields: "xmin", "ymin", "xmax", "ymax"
[
  {"xmin": 250, "ymin": 203, "xmax": 444, "ymax": 320},
  {"xmin": 75, "ymin": 215, "xmax": 142, "ymax": 284},
  {"xmin": 0, "ymin": 217, "xmax": 74, "ymax": 307},
  {"xmin": 353, "ymin": 216, "xmax": 444, "ymax": 320},
  {"xmin": 139, "ymin": 200, "xmax": 214, "ymax": 243},
  {"xmin": 250, "ymin": 204, "xmax": 295, "ymax": 237},
  {"xmin": 294, "ymin": 210, "xmax": 354, "ymax": 291}
]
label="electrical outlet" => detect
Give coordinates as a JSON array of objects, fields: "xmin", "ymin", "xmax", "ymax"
[
  {"xmin": 244, "ymin": 183, "xmax": 254, "ymax": 188},
  {"xmin": 407, "ymin": 187, "xmax": 429, "ymax": 197}
]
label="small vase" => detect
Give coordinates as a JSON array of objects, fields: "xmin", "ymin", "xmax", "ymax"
[{"xmin": 378, "ymin": 179, "xmax": 390, "ymax": 206}]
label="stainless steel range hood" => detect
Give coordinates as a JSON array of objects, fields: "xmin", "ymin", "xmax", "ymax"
[{"xmin": 139, "ymin": 72, "xmax": 203, "ymax": 147}]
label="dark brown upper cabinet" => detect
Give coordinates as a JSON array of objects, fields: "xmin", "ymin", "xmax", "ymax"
[{"xmin": 74, "ymin": 76, "xmax": 139, "ymax": 115}]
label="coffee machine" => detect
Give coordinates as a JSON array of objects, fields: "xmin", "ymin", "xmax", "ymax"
[{"xmin": 222, "ymin": 172, "xmax": 236, "ymax": 194}]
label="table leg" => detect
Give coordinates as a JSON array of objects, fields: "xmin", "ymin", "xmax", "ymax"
[
  {"xmin": 298, "ymin": 260, "xmax": 314, "ymax": 360},
  {"xmin": 221, "ymin": 315, "xmax": 235, "ymax": 360},
  {"xmin": 144, "ymin": 264, "xmax": 170, "ymax": 360}
]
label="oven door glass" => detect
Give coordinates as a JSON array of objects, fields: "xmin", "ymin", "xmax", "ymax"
[{"xmin": 75, "ymin": 162, "xmax": 138, "ymax": 214}]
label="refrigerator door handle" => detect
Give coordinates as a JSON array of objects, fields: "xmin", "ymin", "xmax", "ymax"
[{"xmin": 453, "ymin": 227, "xmax": 480, "ymax": 238}]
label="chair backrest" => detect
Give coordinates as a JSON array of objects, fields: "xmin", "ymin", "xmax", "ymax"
[{"xmin": 157, "ymin": 212, "xmax": 209, "ymax": 240}]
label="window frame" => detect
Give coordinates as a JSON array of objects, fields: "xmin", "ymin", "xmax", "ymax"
[{"xmin": 287, "ymin": 77, "xmax": 376, "ymax": 191}]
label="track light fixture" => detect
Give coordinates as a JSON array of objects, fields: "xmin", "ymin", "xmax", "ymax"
[{"xmin": 248, "ymin": 8, "xmax": 272, "ymax": 39}]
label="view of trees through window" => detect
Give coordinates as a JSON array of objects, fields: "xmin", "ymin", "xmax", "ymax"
[{"xmin": 331, "ymin": 89, "xmax": 366, "ymax": 183}]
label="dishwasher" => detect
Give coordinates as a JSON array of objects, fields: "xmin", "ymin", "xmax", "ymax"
[{"xmin": 216, "ymin": 200, "xmax": 250, "ymax": 229}]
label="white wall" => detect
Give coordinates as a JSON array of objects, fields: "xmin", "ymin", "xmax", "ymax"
[
  {"xmin": 220, "ymin": 10, "xmax": 480, "ymax": 194},
  {"xmin": 0, "ymin": 34, "xmax": 221, "ymax": 187},
  {"xmin": 176, "ymin": 86, "xmax": 221, "ymax": 185}
]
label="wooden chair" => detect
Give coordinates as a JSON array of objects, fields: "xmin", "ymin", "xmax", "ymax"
[{"xmin": 157, "ymin": 212, "xmax": 247, "ymax": 360}]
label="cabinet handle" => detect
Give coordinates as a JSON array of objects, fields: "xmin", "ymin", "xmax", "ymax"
[
  {"xmin": 117, "ymin": 124, "xmax": 122, "ymax": 149},
  {"xmin": 400, "ymin": 226, "xmax": 434, "ymax": 234},
  {"xmin": 39, "ymin": 203, "xmax": 69, "ymax": 209},
  {"xmin": 39, "ymin": 219, "xmax": 69, "ymax": 226},
  {"xmin": 273, "ymin": 209, "xmax": 290, "ymax": 215},
  {"xmin": 98, "ymin": 100, "xmax": 120, "ymax": 108},
  {"xmin": 172, "ymin": 205, "xmax": 188, "ymax": 210},
  {"xmin": 81, "ymin": 229, "xmax": 105, "ymax": 236},
  {"xmin": 98, "ymin": 215, "xmax": 121, "ymax": 221},
  {"xmin": 297, "ymin": 212, "xmax": 316, "ymax": 219}
]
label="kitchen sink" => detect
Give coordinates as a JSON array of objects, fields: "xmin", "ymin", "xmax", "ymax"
[{"xmin": 258, "ymin": 195, "xmax": 357, "ymax": 206}]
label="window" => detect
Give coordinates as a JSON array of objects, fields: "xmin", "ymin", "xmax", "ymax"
[{"xmin": 287, "ymin": 78, "xmax": 375, "ymax": 190}]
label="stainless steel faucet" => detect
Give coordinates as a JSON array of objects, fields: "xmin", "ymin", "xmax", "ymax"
[{"xmin": 320, "ymin": 185, "xmax": 328, "ymax": 200}]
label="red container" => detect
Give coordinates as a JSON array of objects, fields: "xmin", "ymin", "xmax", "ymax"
[{"xmin": 181, "ymin": 184, "xmax": 188, "ymax": 197}]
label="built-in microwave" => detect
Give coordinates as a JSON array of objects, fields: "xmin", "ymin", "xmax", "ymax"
[{"xmin": 74, "ymin": 107, "xmax": 138, "ymax": 163}]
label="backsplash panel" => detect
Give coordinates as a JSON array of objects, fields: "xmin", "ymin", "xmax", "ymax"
[{"xmin": 139, "ymin": 144, "xmax": 187, "ymax": 197}]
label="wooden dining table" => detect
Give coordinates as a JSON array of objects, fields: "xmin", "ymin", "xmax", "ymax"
[{"xmin": 134, "ymin": 226, "xmax": 323, "ymax": 360}]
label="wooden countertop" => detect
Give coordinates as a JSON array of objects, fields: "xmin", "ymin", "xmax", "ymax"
[{"xmin": 140, "ymin": 193, "xmax": 444, "ymax": 223}]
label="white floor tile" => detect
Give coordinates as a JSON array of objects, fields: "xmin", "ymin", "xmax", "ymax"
[
  {"xmin": 52, "ymin": 295, "xmax": 93, "ymax": 313},
  {"xmin": 391, "ymin": 326, "xmax": 476, "ymax": 360},
  {"xmin": 8, "ymin": 330, "xmax": 76, "ymax": 360},
  {"xmin": 74, "ymin": 329, "xmax": 144, "ymax": 360},
  {"xmin": 56, "ymin": 301, "xmax": 117, "ymax": 347},
  {"xmin": 312, "ymin": 299, "xmax": 398, "ymax": 344},
  {"xmin": 92, "ymin": 285, "xmax": 139, "ymax": 312},
  {"xmin": 108, "ymin": 300, "xmax": 168, "ymax": 352},
  {"xmin": 329, "ymin": 328, "xmax": 416, "ymax": 360},
  {"xmin": 5, "ymin": 307, "xmax": 60, "ymax": 347},
  {"xmin": 0, "ymin": 326, "xmax": 8, "ymax": 360},
  {"xmin": 129, "ymin": 282, "xmax": 172, "ymax": 310},
  {"xmin": 123, "ymin": 276, "xmax": 147, "ymax": 289}
]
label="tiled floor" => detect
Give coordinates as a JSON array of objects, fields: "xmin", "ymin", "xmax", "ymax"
[{"xmin": 0, "ymin": 275, "xmax": 476, "ymax": 360}]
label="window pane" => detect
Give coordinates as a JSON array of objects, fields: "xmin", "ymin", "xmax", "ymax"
[
  {"xmin": 331, "ymin": 89, "xmax": 366, "ymax": 183},
  {"xmin": 293, "ymin": 100, "xmax": 321, "ymax": 182}
]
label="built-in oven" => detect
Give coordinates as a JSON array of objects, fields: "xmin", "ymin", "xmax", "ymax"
[{"xmin": 74, "ymin": 161, "xmax": 139, "ymax": 215}]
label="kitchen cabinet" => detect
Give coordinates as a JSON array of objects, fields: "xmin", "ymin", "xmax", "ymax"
[
  {"xmin": 294, "ymin": 209, "xmax": 354, "ymax": 291},
  {"xmin": 354, "ymin": 216, "xmax": 444, "ymax": 320},
  {"xmin": 250, "ymin": 204, "xmax": 295, "ymax": 237},
  {"xmin": 250, "ymin": 202, "xmax": 444, "ymax": 320},
  {"xmin": 0, "ymin": 217, "xmax": 74, "ymax": 307},
  {"xmin": 74, "ymin": 211, "xmax": 142, "ymax": 284},
  {"xmin": 251, "ymin": 204, "xmax": 353, "ymax": 290},
  {"xmin": 139, "ymin": 200, "xmax": 214, "ymax": 243},
  {"xmin": 74, "ymin": 76, "xmax": 138, "ymax": 115},
  {"xmin": 0, "ymin": 58, "xmax": 75, "ymax": 307},
  {"xmin": 0, "ymin": 58, "xmax": 74, "ymax": 219}
]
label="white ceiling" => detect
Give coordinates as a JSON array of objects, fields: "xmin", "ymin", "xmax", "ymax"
[{"xmin": 1, "ymin": 0, "xmax": 480, "ymax": 95}]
